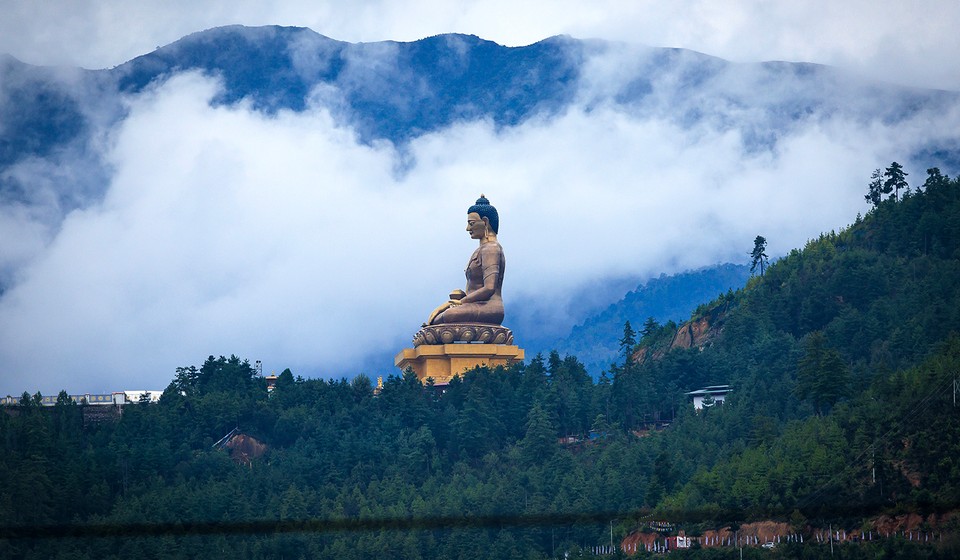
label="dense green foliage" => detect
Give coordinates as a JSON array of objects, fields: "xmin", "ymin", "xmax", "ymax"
[{"xmin": 3, "ymin": 168, "xmax": 960, "ymax": 558}]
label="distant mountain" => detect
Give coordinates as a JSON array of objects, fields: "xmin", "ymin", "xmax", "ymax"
[
  {"xmin": 3, "ymin": 24, "xmax": 960, "ymax": 226},
  {"xmin": 0, "ymin": 55, "xmax": 115, "ymax": 210},
  {"xmin": 114, "ymin": 26, "xmax": 581, "ymax": 143},
  {"xmin": 518, "ymin": 263, "xmax": 751, "ymax": 376}
]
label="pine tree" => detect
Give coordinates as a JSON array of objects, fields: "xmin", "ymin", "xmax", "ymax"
[
  {"xmin": 619, "ymin": 321, "xmax": 637, "ymax": 361},
  {"xmin": 520, "ymin": 400, "xmax": 557, "ymax": 465},
  {"xmin": 865, "ymin": 168, "xmax": 884, "ymax": 207},
  {"xmin": 641, "ymin": 317, "xmax": 660, "ymax": 338},
  {"xmin": 795, "ymin": 332, "xmax": 851, "ymax": 415},
  {"xmin": 922, "ymin": 167, "xmax": 950, "ymax": 194},
  {"xmin": 750, "ymin": 235, "xmax": 769, "ymax": 275},
  {"xmin": 883, "ymin": 161, "xmax": 908, "ymax": 202}
]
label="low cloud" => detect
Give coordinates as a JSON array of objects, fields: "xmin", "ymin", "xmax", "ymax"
[{"xmin": 2, "ymin": 47, "xmax": 960, "ymax": 393}]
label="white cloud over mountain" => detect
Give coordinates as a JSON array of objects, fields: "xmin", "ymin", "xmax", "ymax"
[{"xmin": 3, "ymin": 47, "xmax": 960, "ymax": 392}]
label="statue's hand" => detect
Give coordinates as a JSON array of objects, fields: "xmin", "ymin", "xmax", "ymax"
[{"xmin": 447, "ymin": 299, "xmax": 463, "ymax": 306}]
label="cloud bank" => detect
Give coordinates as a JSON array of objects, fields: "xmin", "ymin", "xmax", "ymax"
[{"xmin": 3, "ymin": 42, "xmax": 960, "ymax": 393}]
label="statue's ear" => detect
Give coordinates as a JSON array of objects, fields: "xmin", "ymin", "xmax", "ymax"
[{"xmin": 482, "ymin": 216, "xmax": 491, "ymax": 229}]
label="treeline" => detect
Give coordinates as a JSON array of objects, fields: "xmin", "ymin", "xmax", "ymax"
[{"xmin": 3, "ymin": 166, "xmax": 960, "ymax": 558}]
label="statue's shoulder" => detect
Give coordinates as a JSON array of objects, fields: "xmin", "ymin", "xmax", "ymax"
[{"xmin": 478, "ymin": 241, "xmax": 503, "ymax": 259}]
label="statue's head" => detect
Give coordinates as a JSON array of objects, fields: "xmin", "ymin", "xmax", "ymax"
[{"xmin": 467, "ymin": 194, "xmax": 499, "ymax": 234}]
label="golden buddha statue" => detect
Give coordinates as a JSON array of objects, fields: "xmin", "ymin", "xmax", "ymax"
[
  {"xmin": 398, "ymin": 195, "xmax": 522, "ymax": 381},
  {"xmin": 414, "ymin": 195, "xmax": 513, "ymax": 346},
  {"xmin": 426, "ymin": 194, "xmax": 505, "ymax": 326}
]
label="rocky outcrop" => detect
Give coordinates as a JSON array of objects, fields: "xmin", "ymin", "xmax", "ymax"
[
  {"xmin": 224, "ymin": 433, "xmax": 267, "ymax": 466},
  {"xmin": 630, "ymin": 303, "xmax": 729, "ymax": 365},
  {"xmin": 620, "ymin": 530, "xmax": 661, "ymax": 551},
  {"xmin": 870, "ymin": 511, "xmax": 957, "ymax": 534},
  {"xmin": 670, "ymin": 315, "xmax": 713, "ymax": 350}
]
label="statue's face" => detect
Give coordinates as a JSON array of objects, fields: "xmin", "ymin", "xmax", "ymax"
[{"xmin": 466, "ymin": 212, "xmax": 487, "ymax": 239}]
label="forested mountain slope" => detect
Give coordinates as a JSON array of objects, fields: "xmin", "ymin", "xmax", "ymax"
[
  {"xmin": 3, "ymin": 166, "xmax": 960, "ymax": 558},
  {"xmin": 541, "ymin": 263, "xmax": 751, "ymax": 378},
  {"xmin": 633, "ymin": 165, "xmax": 960, "ymax": 524}
]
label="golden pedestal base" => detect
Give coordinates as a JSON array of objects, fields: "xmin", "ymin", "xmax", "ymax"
[{"xmin": 394, "ymin": 344, "xmax": 525, "ymax": 385}]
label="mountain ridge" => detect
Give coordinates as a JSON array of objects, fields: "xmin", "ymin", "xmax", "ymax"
[
  {"xmin": 5, "ymin": 25, "xmax": 959, "ymax": 169},
  {"xmin": 4, "ymin": 26, "xmax": 958, "ymax": 187}
]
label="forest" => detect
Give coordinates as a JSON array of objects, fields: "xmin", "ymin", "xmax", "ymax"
[{"xmin": 2, "ymin": 164, "xmax": 960, "ymax": 559}]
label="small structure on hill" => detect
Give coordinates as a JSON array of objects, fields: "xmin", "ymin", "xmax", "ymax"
[
  {"xmin": 1, "ymin": 390, "xmax": 161, "ymax": 407},
  {"xmin": 264, "ymin": 373, "xmax": 278, "ymax": 392},
  {"xmin": 686, "ymin": 385, "xmax": 731, "ymax": 410}
]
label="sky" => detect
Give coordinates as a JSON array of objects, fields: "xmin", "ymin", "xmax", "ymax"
[{"xmin": 2, "ymin": 1, "xmax": 960, "ymax": 394}]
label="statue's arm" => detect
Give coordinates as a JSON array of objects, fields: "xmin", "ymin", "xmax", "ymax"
[{"xmin": 460, "ymin": 273, "xmax": 496, "ymax": 303}]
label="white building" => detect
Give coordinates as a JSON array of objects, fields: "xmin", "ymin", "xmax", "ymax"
[{"xmin": 686, "ymin": 385, "xmax": 731, "ymax": 410}]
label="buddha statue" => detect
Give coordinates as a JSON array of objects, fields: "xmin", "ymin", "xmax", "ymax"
[{"xmin": 414, "ymin": 195, "xmax": 513, "ymax": 346}]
